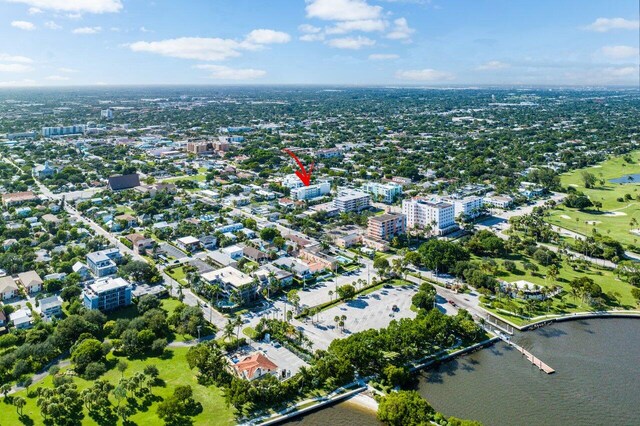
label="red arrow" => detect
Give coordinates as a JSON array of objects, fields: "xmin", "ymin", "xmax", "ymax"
[{"xmin": 283, "ymin": 148, "xmax": 314, "ymax": 186}]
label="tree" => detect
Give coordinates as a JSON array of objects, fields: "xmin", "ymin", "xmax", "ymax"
[
  {"xmin": 1, "ymin": 383, "xmax": 12, "ymax": 399},
  {"xmin": 374, "ymin": 257, "xmax": 390, "ymax": 276},
  {"xmin": 580, "ymin": 171, "xmax": 597, "ymax": 189},
  {"xmin": 71, "ymin": 338, "xmax": 105, "ymax": 376},
  {"xmin": 412, "ymin": 283, "xmax": 436, "ymax": 311},
  {"xmin": 259, "ymin": 227, "xmax": 280, "ymax": 241},
  {"xmin": 157, "ymin": 385, "xmax": 202, "ymax": 424},
  {"xmin": 337, "ymin": 284, "xmax": 356, "ymax": 300},
  {"xmin": 137, "ymin": 294, "xmax": 161, "ymax": 314},
  {"xmin": 418, "ymin": 239, "xmax": 469, "ymax": 274},
  {"xmin": 377, "ymin": 390, "xmax": 434, "ymax": 426},
  {"xmin": 13, "ymin": 396, "xmax": 26, "ymax": 416},
  {"xmin": 631, "ymin": 287, "xmax": 640, "ymax": 305}
]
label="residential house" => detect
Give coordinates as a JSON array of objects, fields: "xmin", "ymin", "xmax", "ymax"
[
  {"xmin": 10, "ymin": 308, "xmax": 32, "ymax": 329},
  {"xmin": 124, "ymin": 233, "xmax": 156, "ymax": 254},
  {"xmin": 2, "ymin": 191, "xmax": 38, "ymax": 206},
  {"xmin": 220, "ymin": 245, "xmax": 244, "ymax": 260},
  {"xmin": 0, "ymin": 276, "xmax": 18, "ymax": 300},
  {"xmin": 273, "ymin": 257, "xmax": 312, "ymax": 279},
  {"xmin": 39, "ymin": 295, "xmax": 63, "ymax": 317},
  {"xmin": 176, "ymin": 236, "xmax": 201, "ymax": 252},
  {"xmin": 243, "ymin": 246, "xmax": 269, "ymax": 264},
  {"xmin": 255, "ymin": 263, "xmax": 293, "ymax": 288},
  {"xmin": 201, "ymin": 266, "xmax": 257, "ymax": 302},
  {"xmin": 233, "ymin": 353, "xmax": 279, "ymax": 381},
  {"xmin": 17, "ymin": 271, "xmax": 43, "ymax": 294}
]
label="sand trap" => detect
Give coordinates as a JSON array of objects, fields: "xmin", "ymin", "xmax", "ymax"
[
  {"xmin": 560, "ymin": 214, "xmax": 572, "ymax": 219},
  {"xmin": 568, "ymin": 184, "xmax": 579, "ymax": 187},
  {"xmin": 604, "ymin": 211, "xmax": 627, "ymax": 217},
  {"xmin": 630, "ymin": 229, "xmax": 640, "ymax": 236},
  {"xmin": 586, "ymin": 220, "xmax": 601, "ymax": 225},
  {"xmin": 592, "ymin": 165, "xmax": 602, "ymax": 168}
]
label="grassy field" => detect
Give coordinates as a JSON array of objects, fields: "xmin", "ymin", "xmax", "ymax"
[
  {"xmin": 166, "ymin": 266, "xmax": 188, "ymax": 286},
  {"xmin": 475, "ymin": 251, "xmax": 639, "ymax": 325},
  {"xmin": 546, "ymin": 151, "xmax": 640, "ymax": 248},
  {"xmin": 1, "ymin": 345, "xmax": 235, "ymax": 426}
]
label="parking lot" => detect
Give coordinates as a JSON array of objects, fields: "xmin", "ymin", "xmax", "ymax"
[
  {"xmin": 296, "ymin": 283, "xmax": 419, "ymax": 350},
  {"xmin": 159, "ymin": 243, "xmax": 188, "ymax": 260}
]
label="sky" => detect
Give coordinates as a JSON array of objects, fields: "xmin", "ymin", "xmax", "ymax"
[{"xmin": 0, "ymin": 0, "xmax": 638, "ymax": 87}]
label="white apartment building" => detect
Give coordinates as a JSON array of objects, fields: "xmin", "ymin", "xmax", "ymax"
[
  {"xmin": 443, "ymin": 195, "xmax": 484, "ymax": 219},
  {"xmin": 101, "ymin": 108, "xmax": 114, "ymax": 120},
  {"xmin": 484, "ymin": 194, "xmax": 514, "ymax": 209},
  {"xmin": 41, "ymin": 125, "xmax": 86, "ymax": 137},
  {"xmin": 402, "ymin": 197, "xmax": 456, "ymax": 235},
  {"xmin": 362, "ymin": 182, "xmax": 403, "ymax": 204},
  {"xmin": 282, "ymin": 174, "xmax": 304, "ymax": 190},
  {"xmin": 334, "ymin": 188, "xmax": 371, "ymax": 212},
  {"xmin": 291, "ymin": 181, "xmax": 330, "ymax": 201}
]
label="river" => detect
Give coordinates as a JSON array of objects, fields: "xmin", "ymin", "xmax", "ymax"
[{"xmin": 286, "ymin": 318, "xmax": 640, "ymax": 426}]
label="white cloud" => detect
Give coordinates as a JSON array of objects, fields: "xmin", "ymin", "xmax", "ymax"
[
  {"xmin": 395, "ymin": 68, "xmax": 455, "ymax": 81},
  {"xmin": 0, "ymin": 63, "xmax": 34, "ymax": 72},
  {"xmin": 27, "ymin": 6, "xmax": 42, "ymax": 14},
  {"xmin": 0, "ymin": 79, "xmax": 36, "ymax": 87},
  {"xmin": 386, "ymin": 18, "xmax": 414, "ymax": 40},
  {"xmin": 600, "ymin": 45, "xmax": 639, "ymax": 60},
  {"xmin": 326, "ymin": 19, "xmax": 387, "ymax": 34},
  {"xmin": 300, "ymin": 33, "xmax": 325, "ymax": 42},
  {"xmin": 73, "ymin": 26, "xmax": 102, "ymax": 34},
  {"xmin": 327, "ymin": 36, "xmax": 375, "ymax": 49},
  {"xmin": 11, "ymin": 21, "xmax": 36, "ymax": 31},
  {"xmin": 368, "ymin": 53, "xmax": 399, "ymax": 60},
  {"xmin": 130, "ymin": 29, "xmax": 290, "ymax": 61},
  {"xmin": 194, "ymin": 64, "xmax": 266, "ymax": 80},
  {"xmin": 477, "ymin": 60, "xmax": 510, "ymax": 70},
  {"xmin": 0, "ymin": 54, "xmax": 33, "ymax": 64},
  {"xmin": 585, "ymin": 17, "xmax": 639, "ymax": 32},
  {"xmin": 45, "ymin": 21, "xmax": 62, "ymax": 30},
  {"xmin": 299, "ymin": 24, "xmax": 322, "ymax": 34},
  {"xmin": 140, "ymin": 26, "xmax": 152, "ymax": 33},
  {"xmin": 605, "ymin": 66, "xmax": 636, "ymax": 77},
  {"xmin": 58, "ymin": 67, "xmax": 77, "ymax": 73},
  {"xmin": 306, "ymin": 0, "xmax": 382, "ymax": 21},
  {"xmin": 244, "ymin": 29, "xmax": 291, "ymax": 45},
  {"xmin": 46, "ymin": 75, "xmax": 70, "ymax": 81},
  {"xmin": 129, "ymin": 37, "xmax": 244, "ymax": 61},
  {"xmin": 7, "ymin": 0, "xmax": 122, "ymax": 14}
]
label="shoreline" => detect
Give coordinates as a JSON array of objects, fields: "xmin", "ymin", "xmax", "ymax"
[{"xmin": 482, "ymin": 308, "xmax": 640, "ymax": 331}]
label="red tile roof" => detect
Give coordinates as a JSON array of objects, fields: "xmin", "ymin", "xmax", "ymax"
[{"xmin": 233, "ymin": 353, "xmax": 278, "ymax": 380}]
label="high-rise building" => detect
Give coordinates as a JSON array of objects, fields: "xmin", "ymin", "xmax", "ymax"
[
  {"xmin": 41, "ymin": 125, "xmax": 85, "ymax": 137},
  {"xmin": 402, "ymin": 197, "xmax": 456, "ymax": 235},
  {"xmin": 101, "ymin": 108, "xmax": 114, "ymax": 120},
  {"xmin": 333, "ymin": 188, "xmax": 371, "ymax": 212},
  {"xmin": 442, "ymin": 195, "xmax": 484, "ymax": 219}
]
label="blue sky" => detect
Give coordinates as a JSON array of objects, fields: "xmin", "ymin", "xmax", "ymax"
[{"xmin": 0, "ymin": 0, "xmax": 638, "ymax": 86}]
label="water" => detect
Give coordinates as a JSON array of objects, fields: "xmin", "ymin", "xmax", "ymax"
[
  {"xmin": 290, "ymin": 318, "xmax": 640, "ymax": 426},
  {"xmin": 608, "ymin": 174, "xmax": 640, "ymax": 183}
]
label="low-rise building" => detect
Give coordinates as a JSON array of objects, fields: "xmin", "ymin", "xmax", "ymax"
[
  {"xmin": 39, "ymin": 295, "xmax": 63, "ymax": 317},
  {"xmin": 484, "ymin": 194, "xmax": 514, "ymax": 209},
  {"xmin": 10, "ymin": 308, "xmax": 32, "ymax": 329},
  {"xmin": 362, "ymin": 182, "xmax": 402, "ymax": 204},
  {"xmin": 232, "ymin": 352, "xmax": 279, "ymax": 381},
  {"xmin": 2, "ymin": 191, "xmax": 38, "ymax": 206},
  {"xmin": 367, "ymin": 213, "xmax": 406, "ymax": 241},
  {"xmin": 87, "ymin": 248, "xmax": 122, "ymax": 278},
  {"xmin": 201, "ymin": 266, "xmax": 257, "ymax": 302},
  {"xmin": 83, "ymin": 277, "xmax": 133, "ymax": 311},
  {"xmin": 17, "ymin": 271, "xmax": 43, "ymax": 294},
  {"xmin": 0, "ymin": 276, "xmax": 18, "ymax": 300},
  {"xmin": 443, "ymin": 195, "xmax": 484, "ymax": 219},
  {"xmin": 176, "ymin": 236, "xmax": 201, "ymax": 252},
  {"xmin": 255, "ymin": 263, "xmax": 294, "ymax": 288},
  {"xmin": 333, "ymin": 188, "xmax": 371, "ymax": 212},
  {"xmin": 291, "ymin": 182, "xmax": 331, "ymax": 201}
]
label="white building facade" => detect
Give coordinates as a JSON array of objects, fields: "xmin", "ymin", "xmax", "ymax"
[
  {"xmin": 333, "ymin": 188, "xmax": 371, "ymax": 212},
  {"xmin": 362, "ymin": 182, "xmax": 402, "ymax": 204},
  {"xmin": 291, "ymin": 182, "xmax": 330, "ymax": 200},
  {"xmin": 402, "ymin": 198, "xmax": 456, "ymax": 235}
]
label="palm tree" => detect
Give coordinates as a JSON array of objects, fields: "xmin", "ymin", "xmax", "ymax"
[
  {"xmin": 234, "ymin": 316, "xmax": 243, "ymax": 341},
  {"xmin": 13, "ymin": 396, "xmax": 26, "ymax": 416},
  {"xmin": 223, "ymin": 320, "xmax": 235, "ymax": 342},
  {"xmin": 1, "ymin": 383, "xmax": 11, "ymax": 400},
  {"xmin": 328, "ymin": 290, "xmax": 334, "ymax": 301}
]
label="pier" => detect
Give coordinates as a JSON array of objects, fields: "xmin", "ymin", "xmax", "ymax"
[{"xmin": 499, "ymin": 335, "xmax": 555, "ymax": 374}]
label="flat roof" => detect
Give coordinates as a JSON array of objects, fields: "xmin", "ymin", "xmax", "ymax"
[{"xmin": 89, "ymin": 277, "xmax": 130, "ymax": 293}]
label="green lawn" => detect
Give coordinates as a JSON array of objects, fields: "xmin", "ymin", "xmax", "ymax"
[
  {"xmin": 166, "ymin": 266, "xmax": 188, "ymax": 286},
  {"xmin": 1, "ymin": 347, "xmax": 235, "ymax": 426},
  {"xmin": 546, "ymin": 150, "xmax": 640, "ymax": 249}
]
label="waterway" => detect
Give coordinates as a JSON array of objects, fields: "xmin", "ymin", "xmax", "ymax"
[{"xmin": 286, "ymin": 318, "xmax": 640, "ymax": 426}]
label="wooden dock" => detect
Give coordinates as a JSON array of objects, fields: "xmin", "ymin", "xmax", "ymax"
[{"xmin": 499, "ymin": 335, "xmax": 555, "ymax": 374}]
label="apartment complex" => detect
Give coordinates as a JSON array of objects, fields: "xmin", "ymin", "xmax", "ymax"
[
  {"xmin": 42, "ymin": 125, "xmax": 85, "ymax": 137},
  {"xmin": 402, "ymin": 197, "xmax": 456, "ymax": 235},
  {"xmin": 83, "ymin": 277, "xmax": 132, "ymax": 311},
  {"xmin": 367, "ymin": 213, "xmax": 406, "ymax": 241},
  {"xmin": 333, "ymin": 188, "xmax": 371, "ymax": 212},
  {"xmin": 186, "ymin": 140, "xmax": 229, "ymax": 156},
  {"xmin": 202, "ymin": 266, "xmax": 257, "ymax": 302},
  {"xmin": 86, "ymin": 248, "xmax": 122, "ymax": 278},
  {"xmin": 291, "ymin": 182, "xmax": 330, "ymax": 201},
  {"xmin": 362, "ymin": 182, "xmax": 402, "ymax": 204}
]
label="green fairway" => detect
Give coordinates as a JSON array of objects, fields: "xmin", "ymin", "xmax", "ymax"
[
  {"xmin": 1, "ymin": 346, "xmax": 235, "ymax": 426},
  {"xmin": 546, "ymin": 151, "xmax": 640, "ymax": 249}
]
